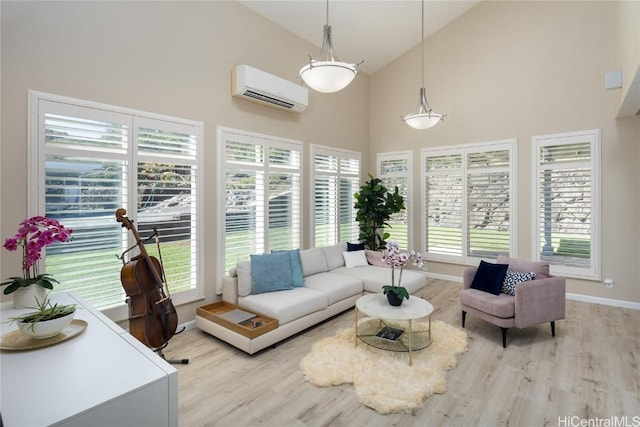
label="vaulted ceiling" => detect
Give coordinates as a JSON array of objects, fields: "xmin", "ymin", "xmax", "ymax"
[{"xmin": 238, "ymin": 0, "xmax": 481, "ymax": 75}]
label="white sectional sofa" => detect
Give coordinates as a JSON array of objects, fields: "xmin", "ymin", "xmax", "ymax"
[{"xmin": 196, "ymin": 243, "xmax": 427, "ymax": 354}]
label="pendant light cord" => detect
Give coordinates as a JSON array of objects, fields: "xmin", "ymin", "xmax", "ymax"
[
  {"xmin": 421, "ymin": 0, "xmax": 425, "ymax": 89},
  {"xmin": 326, "ymin": 0, "xmax": 329, "ymax": 26}
]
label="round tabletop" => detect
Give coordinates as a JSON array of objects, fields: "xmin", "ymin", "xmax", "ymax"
[{"xmin": 356, "ymin": 293, "xmax": 433, "ymax": 321}]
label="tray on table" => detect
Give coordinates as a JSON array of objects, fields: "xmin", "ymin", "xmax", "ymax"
[{"xmin": 196, "ymin": 301, "xmax": 278, "ymax": 339}]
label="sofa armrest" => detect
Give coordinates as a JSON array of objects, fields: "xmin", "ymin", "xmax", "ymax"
[
  {"xmin": 514, "ymin": 276, "xmax": 565, "ymax": 328},
  {"xmin": 462, "ymin": 267, "xmax": 477, "ymax": 290},
  {"xmin": 222, "ymin": 275, "xmax": 239, "ymax": 305}
]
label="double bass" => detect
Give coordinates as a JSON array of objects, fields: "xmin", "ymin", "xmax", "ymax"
[{"xmin": 116, "ymin": 208, "xmax": 178, "ymax": 349}]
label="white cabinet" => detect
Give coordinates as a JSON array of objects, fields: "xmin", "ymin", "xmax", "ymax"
[{"xmin": 0, "ymin": 292, "xmax": 178, "ymax": 427}]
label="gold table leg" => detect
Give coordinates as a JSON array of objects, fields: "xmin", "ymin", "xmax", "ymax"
[
  {"xmin": 408, "ymin": 319, "xmax": 413, "ymax": 366},
  {"xmin": 354, "ymin": 306, "xmax": 358, "ymax": 347}
]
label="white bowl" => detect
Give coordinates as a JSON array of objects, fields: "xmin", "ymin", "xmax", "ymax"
[{"xmin": 17, "ymin": 310, "xmax": 75, "ymax": 339}]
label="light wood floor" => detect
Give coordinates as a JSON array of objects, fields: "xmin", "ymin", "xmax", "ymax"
[{"xmin": 164, "ymin": 279, "xmax": 640, "ymax": 427}]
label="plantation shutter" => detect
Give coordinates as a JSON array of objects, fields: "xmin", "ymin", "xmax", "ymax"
[
  {"xmin": 378, "ymin": 153, "xmax": 411, "ymax": 250},
  {"xmin": 424, "ymin": 153, "xmax": 463, "ymax": 257},
  {"xmin": 466, "ymin": 150, "xmax": 510, "ymax": 258},
  {"xmin": 339, "ymin": 157, "xmax": 360, "ymax": 244},
  {"xmin": 313, "ymin": 153, "xmax": 338, "ymax": 247},
  {"xmin": 221, "ymin": 130, "xmax": 302, "ymax": 275},
  {"xmin": 135, "ymin": 118, "xmax": 200, "ymax": 295},
  {"xmin": 423, "ymin": 141, "xmax": 515, "ymax": 262},
  {"xmin": 42, "ymin": 104, "xmax": 130, "ymax": 309},
  {"xmin": 37, "ymin": 96, "xmax": 203, "ymax": 311},
  {"xmin": 312, "ymin": 146, "xmax": 361, "ymax": 247},
  {"xmin": 534, "ymin": 131, "xmax": 599, "ymax": 279},
  {"xmin": 268, "ymin": 146, "xmax": 301, "ymax": 251}
]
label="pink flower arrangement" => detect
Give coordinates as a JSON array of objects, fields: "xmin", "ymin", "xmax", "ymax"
[{"xmin": 1, "ymin": 216, "xmax": 72, "ymax": 294}]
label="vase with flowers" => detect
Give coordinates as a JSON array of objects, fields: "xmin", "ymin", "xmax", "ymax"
[
  {"xmin": 381, "ymin": 241, "xmax": 425, "ymax": 306},
  {"xmin": 1, "ymin": 216, "xmax": 72, "ymax": 308}
]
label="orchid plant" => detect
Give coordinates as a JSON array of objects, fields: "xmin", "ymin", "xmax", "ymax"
[
  {"xmin": 381, "ymin": 241, "xmax": 424, "ymax": 301},
  {"xmin": 1, "ymin": 216, "xmax": 73, "ymax": 295}
]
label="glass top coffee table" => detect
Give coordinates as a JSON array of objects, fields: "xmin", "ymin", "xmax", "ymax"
[{"xmin": 355, "ymin": 293, "xmax": 433, "ymax": 365}]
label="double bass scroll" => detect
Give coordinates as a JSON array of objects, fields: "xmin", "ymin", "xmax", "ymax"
[{"xmin": 116, "ymin": 208, "xmax": 178, "ymax": 349}]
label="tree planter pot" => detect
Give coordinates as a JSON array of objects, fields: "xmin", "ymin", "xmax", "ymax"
[{"xmin": 17, "ymin": 310, "xmax": 76, "ymax": 339}]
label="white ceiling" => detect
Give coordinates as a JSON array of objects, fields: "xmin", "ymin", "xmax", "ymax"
[{"xmin": 238, "ymin": 0, "xmax": 481, "ymax": 75}]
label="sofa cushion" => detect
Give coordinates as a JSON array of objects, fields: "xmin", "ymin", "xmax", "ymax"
[
  {"xmin": 331, "ymin": 266, "xmax": 426, "ymax": 295},
  {"xmin": 347, "ymin": 242, "xmax": 365, "ymax": 252},
  {"xmin": 272, "ymin": 249, "xmax": 304, "ymax": 287},
  {"xmin": 470, "ymin": 260, "xmax": 509, "ymax": 295},
  {"xmin": 343, "ymin": 250, "xmax": 368, "ymax": 268},
  {"xmin": 321, "ymin": 243, "xmax": 347, "ymax": 270},
  {"xmin": 239, "ymin": 288, "xmax": 328, "ymax": 325},
  {"xmin": 236, "ymin": 260, "xmax": 253, "ymax": 297},
  {"xmin": 501, "ymin": 270, "xmax": 536, "ymax": 295},
  {"xmin": 497, "ymin": 254, "xmax": 550, "ymax": 279},
  {"xmin": 304, "ymin": 272, "xmax": 364, "ymax": 305},
  {"xmin": 365, "ymin": 249, "xmax": 388, "ymax": 267},
  {"xmin": 300, "ymin": 247, "xmax": 328, "ymax": 276},
  {"xmin": 250, "ymin": 252, "xmax": 293, "ymax": 294},
  {"xmin": 460, "ymin": 288, "xmax": 515, "ymax": 318}
]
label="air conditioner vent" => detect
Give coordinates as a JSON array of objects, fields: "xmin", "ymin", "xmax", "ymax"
[
  {"xmin": 243, "ymin": 90, "xmax": 295, "ymax": 110},
  {"xmin": 232, "ymin": 65, "xmax": 308, "ymax": 113}
]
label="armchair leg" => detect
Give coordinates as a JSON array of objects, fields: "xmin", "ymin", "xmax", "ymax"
[
  {"xmin": 551, "ymin": 321, "xmax": 556, "ymax": 337},
  {"xmin": 500, "ymin": 327, "xmax": 508, "ymax": 348},
  {"xmin": 462, "ymin": 311, "xmax": 466, "ymax": 328}
]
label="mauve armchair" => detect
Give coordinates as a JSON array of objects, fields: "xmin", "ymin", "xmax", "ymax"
[{"xmin": 460, "ymin": 254, "xmax": 566, "ymax": 348}]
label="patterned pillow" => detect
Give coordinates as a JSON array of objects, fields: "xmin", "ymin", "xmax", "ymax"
[{"xmin": 501, "ymin": 270, "xmax": 536, "ymax": 295}]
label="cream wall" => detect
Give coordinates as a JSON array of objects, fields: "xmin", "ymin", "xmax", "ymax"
[
  {"xmin": 615, "ymin": 0, "xmax": 640, "ymax": 116},
  {"xmin": 370, "ymin": 1, "xmax": 640, "ymax": 304},
  {"xmin": 0, "ymin": 1, "xmax": 370, "ymax": 322}
]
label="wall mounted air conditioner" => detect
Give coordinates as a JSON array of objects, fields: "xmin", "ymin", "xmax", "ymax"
[{"xmin": 232, "ymin": 64, "xmax": 308, "ymax": 113}]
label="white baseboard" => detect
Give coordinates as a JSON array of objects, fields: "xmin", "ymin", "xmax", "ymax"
[
  {"xmin": 425, "ymin": 273, "xmax": 639, "ymax": 310},
  {"xmin": 426, "ymin": 272, "xmax": 463, "ymax": 283},
  {"xmin": 566, "ymin": 293, "xmax": 640, "ymax": 310},
  {"xmin": 179, "ymin": 320, "xmax": 197, "ymax": 331}
]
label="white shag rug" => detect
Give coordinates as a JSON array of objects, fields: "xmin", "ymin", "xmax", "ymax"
[{"xmin": 299, "ymin": 320, "xmax": 468, "ymax": 414}]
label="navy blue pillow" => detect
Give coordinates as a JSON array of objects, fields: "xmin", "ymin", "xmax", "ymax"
[
  {"xmin": 347, "ymin": 242, "xmax": 365, "ymax": 252},
  {"xmin": 470, "ymin": 260, "xmax": 509, "ymax": 295}
]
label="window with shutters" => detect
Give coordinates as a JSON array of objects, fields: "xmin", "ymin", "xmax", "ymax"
[
  {"xmin": 311, "ymin": 145, "xmax": 360, "ymax": 247},
  {"xmin": 29, "ymin": 92, "xmax": 203, "ymax": 317},
  {"xmin": 422, "ymin": 140, "xmax": 515, "ymax": 263},
  {"xmin": 533, "ymin": 130, "xmax": 600, "ymax": 279},
  {"xmin": 377, "ymin": 152, "xmax": 412, "ymax": 250},
  {"xmin": 218, "ymin": 128, "xmax": 302, "ymax": 292}
]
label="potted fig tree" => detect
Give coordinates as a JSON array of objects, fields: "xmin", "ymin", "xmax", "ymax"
[{"xmin": 353, "ymin": 175, "xmax": 405, "ymax": 251}]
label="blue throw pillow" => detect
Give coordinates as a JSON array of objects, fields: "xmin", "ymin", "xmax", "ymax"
[
  {"xmin": 347, "ymin": 242, "xmax": 365, "ymax": 252},
  {"xmin": 250, "ymin": 252, "xmax": 294, "ymax": 294},
  {"xmin": 470, "ymin": 260, "xmax": 509, "ymax": 295},
  {"xmin": 272, "ymin": 249, "xmax": 304, "ymax": 287}
]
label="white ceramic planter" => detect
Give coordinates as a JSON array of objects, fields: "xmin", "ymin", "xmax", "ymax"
[
  {"xmin": 17, "ymin": 310, "xmax": 75, "ymax": 339},
  {"xmin": 12, "ymin": 285, "xmax": 49, "ymax": 309}
]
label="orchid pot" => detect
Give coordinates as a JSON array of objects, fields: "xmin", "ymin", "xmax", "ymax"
[{"xmin": 380, "ymin": 242, "xmax": 425, "ymax": 306}]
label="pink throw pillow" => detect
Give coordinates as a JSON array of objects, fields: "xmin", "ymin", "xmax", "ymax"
[{"xmin": 365, "ymin": 249, "xmax": 389, "ymax": 267}]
